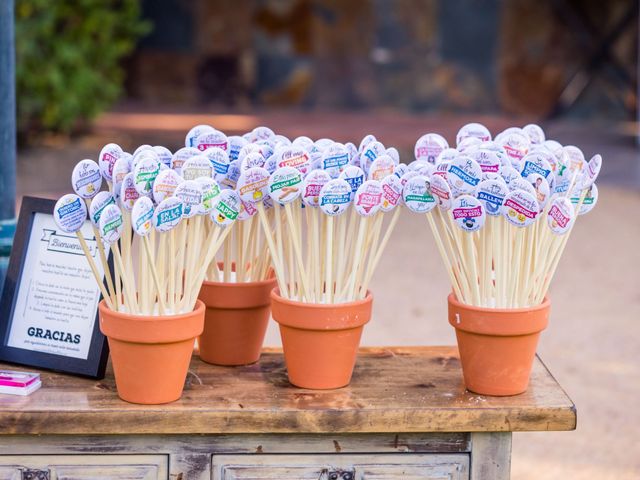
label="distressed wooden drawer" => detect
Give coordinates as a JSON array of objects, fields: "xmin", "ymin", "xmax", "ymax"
[
  {"xmin": 213, "ymin": 454, "xmax": 469, "ymax": 480},
  {"xmin": 0, "ymin": 455, "xmax": 168, "ymax": 480}
]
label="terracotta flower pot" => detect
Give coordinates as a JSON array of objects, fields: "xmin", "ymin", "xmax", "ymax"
[
  {"xmin": 197, "ymin": 274, "xmax": 277, "ymax": 366},
  {"xmin": 270, "ymin": 289, "xmax": 372, "ymax": 389},
  {"xmin": 99, "ymin": 300, "xmax": 205, "ymax": 404},
  {"xmin": 448, "ymin": 294, "xmax": 550, "ymax": 396}
]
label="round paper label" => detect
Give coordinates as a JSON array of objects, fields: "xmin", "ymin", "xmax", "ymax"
[
  {"xmin": 98, "ymin": 204, "xmax": 124, "ymax": 244},
  {"xmin": 154, "ymin": 197, "xmax": 183, "ymax": 232},
  {"xmin": 237, "ymin": 167, "xmax": 270, "ymax": 203},
  {"xmin": 174, "ymin": 180, "xmax": 203, "ymax": 218},
  {"xmin": 402, "ymin": 175, "xmax": 436, "ymax": 213},
  {"xmin": 580, "ymin": 154, "xmax": 602, "ymax": 190},
  {"xmin": 292, "ymin": 135, "xmax": 314, "ymax": 150},
  {"xmin": 131, "ymin": 196, "xmax": 154, "ymax": 236},
  {"xmin": 89, "ymin": 191, "xmax": 115, "ymax": 226},
  {"xmin": 237, "ymin": 143, "xmax": 261, "ymax": 164},
  {"xmin": 400, "ymin": 170, "xmax": 420, "ymax": 187},
  {"xmin": 430, "ymin": 174, "xmax": 453, "ymax": 211},
  {"xmin": 523, "ymin": 124, "xmax": 545, "ymax": 144},
  {"xmin": 240, "ymin": 151, "xmax": 266, "ymax": 172},
  {"xmin": 72, "ymin": 159, "xmax": 102, "ymax": 198},
  {"xmin": 211, "ymin": 189, "xmax": 241, "ymax": 227},
  {"xmin": 499, "ymin": 131, "xmax": 530, "ymax": 168},
  {"xmin": 563, "ymin": 145, "xmax": 585, "ymax": 174},
  {"xmin": 98, "ymin": 143, "xmax": 123, "ymax": 181},
  {"xmin": 457, "ymin": 136, "xmax": 482, "ymax": 153},
  {"xmin": 227, "ymin": 135, "xmax": 249, "ymax": 161},
  {"xmin": 476, "ymin": 178, "xmax": 508, "ymax": 216},
  {"xmin": 302, "ymin": 169, "xmax": 331, "ymax": 207},
  {"xmin": 252, "ymin": 125, "xmax": 275, "ymax": 142},
  {"xmin": 435, "ymin": 148, "xmax": 459, "ymax": 165},
  {"xmin": 508, "ymin": 176, "xmax": 537, "ymax": 197},
  {"xmin": 571, "ymin": 182, "xmax": 598, "ymax": 215},
  {"xmin": 119, "ymin": 173, "xmax": 141, "ymax": 211},
  {"xmin": 527, "ymin": 173, "xmax": 550, "ymax": 211},
  {"xmin": 321, "ymin": 143, "xmax": 350, "ymax": 178},
  {"xmin": 354, "ymin": 180, "xmax": 383, "ymax": 216},
  {"xmin": 502, "ymin": 190, "xmax": 538, "ymax": 227},
  {"xmin": 182, "ymin": 155, "xmax": 214, "ymax": 181},
  {"xmin": 432, "ymin": 161, "xmax": 450, "ymax": 182},
  {"xmin": 54, "ymin": 194, "xmax": 87, "ymax": 233},
  {"xmin": 238, "ymin": 199, "xmax": 258, "ymax": 221},
  {"xmin": 500, "ymin": 165, "xmax": 521, "ymax": 187},
  {"xmin": 268, "ymin": 166, "xmax": 303, "ymax": 205},
  {"xmin": 470, "ymin": 148, "xmax": 501, "ymax": 176},
  {"xmin": 414, "ymin": 133, "xmax": 449, "ymax": 164},
  {"xmin": 456, "ymin": 123, "xmax": 491, "ymax": 146},
  {"xmin": 185, "ymin": 124, "xmax": 216, "ymax": 148},
  {"xmin": 197, "ymin": 177, "xmax": 221, "ymax": 213},
  {"xmin": 221, "ymin": 160, "xmax": 241, "ymax": 190},
  {"xmin": 339, "ymin": 165, "xmax": 365, "ymax": 197},
  {"xmin": 385, "ymin": 147, "xmax": 400, "ymax": 164},
  {"xmin": 153, "ymin": 146, "xmax": 173, "ymax": 168},
  {"xmin": 133, "ymin": 157, "xmax": 161, "ymax": 195},
  {"xmin": 393, "ymin": 163, "xmax": 408, "ymax": 179},
  {"xmin": 520, "ymin": 152, "xmax": 553, "ymax": 180},
  {"xmin": 358, "ymin": 134, "xmax": 377, "ymax": 153},
  {"xmin": 319, "ymin": 179, "xmax": 352, "ymax": 216},
  {"xmin": 196, "ymin": 130, "xmax": 228, "ymax": 152},
  {"xmin": 112, "ymin": 157, "xmax": 131, "ymax": 199},
  {"xmin": 380, "ymin": 174, "xmax": 403, "ymax": 212},
  {"xmin": 546, "ymin": 196, "xmax": 575, "ymax": 235},
  {"xmin": 205, "ymin": 147, "xmax": 230, "ymax": 181},
  {"xmin": 277, "ymin": 147, "xmax": 311, "ymax": 174},
  {"xmin": 361, "ymin": 140, "xmax": 385, "ymax": 163},
  {"xmin": 447, "ymin": 155, "xmax": 482, "ymax": 195},
  {"xmin": 369, "ymin": 154, "xmax": 395, "ymax": 181},
  {"xmin": 452, "ymin": 195, "xmax": 485, "ymax": 231},
  {"xmin": 171, "ymin": 147, "xmax": 200, "ymax": 176},
  {"xmin": 153, "ymin": 169, "xmax": 183, "ymax": 204}
]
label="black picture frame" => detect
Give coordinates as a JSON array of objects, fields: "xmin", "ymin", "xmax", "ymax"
[{"xmin": 0, "ymin": 196, "xmax": 109, "ymax": 379}]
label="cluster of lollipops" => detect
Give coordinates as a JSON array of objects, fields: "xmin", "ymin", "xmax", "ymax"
[{"xmin": 403, "ymin": 122, "xmax": 601, "ymax": 309}]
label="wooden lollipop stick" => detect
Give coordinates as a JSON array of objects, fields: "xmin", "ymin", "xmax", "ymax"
[
  {"xmin": 142, "ymin": 236, "xmax": 166, "ymax": 314},
  {"xmin": 325, "ymin": 214, "xmax": 334, "ymax": 303},
  {"xmin": 76, "ymin": 231, "xmax": 115, "ymax": 310},
  {"xmin": 256, "ymin": 202, "xmax": 289, "ymax": 298},
  {"xmin": 284, "ymin": 203, "xmax": 311, "ymax": 301},
  {"xmin": 111, "ymin": 243, "xmax": 137, "ymax": 314}
]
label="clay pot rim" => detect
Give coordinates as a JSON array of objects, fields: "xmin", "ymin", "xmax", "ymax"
[
  {"xmin": 448, "ymin": 293, "xmax": 550, "ymax": 314},
  {"xmin": 271, "ymin": 288, "xmax": 372, "ymax": 331},
  {"xmin": 99, "ymin": 299, "xmax": 205, "ymax": 321},
  {"xmin": 271, "ymin": 288, "xmax": 372, "ymax": 309},
  {"xmin": 448, "ymin": 294, "xmax": 550, "ymax": 336},
  {"xmin": 201, "ymin": 276, "xmax": 277, "ymax": 289}
]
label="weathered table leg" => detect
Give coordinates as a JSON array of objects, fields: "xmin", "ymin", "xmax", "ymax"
[{"xmin": 470, "ymin": 432, "xmax": 512, "ymax": 480}]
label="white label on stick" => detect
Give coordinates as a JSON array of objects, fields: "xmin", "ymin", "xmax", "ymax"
[
  {"xmin": 476, "ymin": 178, "xmax": 508, "ymax": 216},
  {"xmin": 98, "ymin": 204, "xmax": 124, "ymax": 244},
  {"xmin": 354, "ymin": 180, "xmax": 383, "ymax": 216},
  {"xmin": 182, "ymin": 155, "xmax": 214, "ymax": 181},
  {"xmin": 119, "ymin": 173, "xmax": 141, "ymax": 211},
  {"xmin": 211, "ymin": 189, "xmax": 241, "ymax": 227},
  {"xmin": 154, "ymin": 197, "xmax": 183, "ymax": 232},
  {"xmin": 430, "ymin": 174, "xmax": 453, "ymax": 211},
  {"xmin": 98, "ymin": 143, "xmax": 123, "ymax": 181},
  {"xmin": 89, "ymin": 191, "xmax": 115, "ymax": 226},
  {"xmin": 380, "ymin": 174, "xmax": 403, "ymax": 212},
  {"xmin": 153, "ymin": 169, "xmax": 183, "ymax": 204},
  {"xmin": 131, "ymin": 196, "xmax": 154, "ymax": 236},
  {"xmin": 72, "ymin": 160, "xmax": 102, "ymax": 199},
  {"xmin": 319, "ymin": 179, "xmax": 352, "ymax": 216},
  {"xmin": 302, "ymin": 169, "xmax": 331, "ymax": 207},
  {"xmin": 53, "ymin": 194, "xmax": 87, "ymax": 233},
  {"xmin": 174, "ymin": 180, "xmax": 203, "ymax": 218},
  {"xmin": 268, "ymin": 166, "xmax": 303, "ymax": 205},
  {"xmin": 452, "ymin": 195, "xmax": 485, "ymax": 231},
  {"xmin": 502, "ymin": 190, "xmax": 538, "ymax": 227},
  {"xmin": 546, "ymin": 196, "xmax": 575, "ymax": 235},
  {"xmin": 133, "ymin": 157, "xmax": 161, "ymax": 195},
  {"xmin": 402, "ymin": 175, "xmax": 436, "ymax": 213},
  {"xmin": 237, "ymin": 167, "xmax": 270, "ymax": 203}
]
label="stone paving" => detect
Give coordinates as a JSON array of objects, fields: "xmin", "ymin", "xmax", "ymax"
[{"xmin": 15, "ymin": 110, "xmax": 640, "ymax": 479}]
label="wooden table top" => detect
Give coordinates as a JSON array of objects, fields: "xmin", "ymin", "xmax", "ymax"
[{"xmin": 0, "ymin": 347, "xmax": 576, "ymax": 435}]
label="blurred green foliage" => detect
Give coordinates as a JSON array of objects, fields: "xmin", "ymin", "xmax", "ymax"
[{"xmin": 15, "ymin": 0, "xmax": 151, "ymax": 134}]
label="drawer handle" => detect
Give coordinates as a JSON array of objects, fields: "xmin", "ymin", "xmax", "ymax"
[
  {"xmin": 22, "ymin": 469, "xmax": 50, "ymax": 480},
  {"xmin": 322, "ymin": 468, "xmax": 355, "ymax": 480}
]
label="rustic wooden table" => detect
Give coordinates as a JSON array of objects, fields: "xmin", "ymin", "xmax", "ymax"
[{"xmin": 0, "ymin": 347, "xmax": 575, "ymax": 480}]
